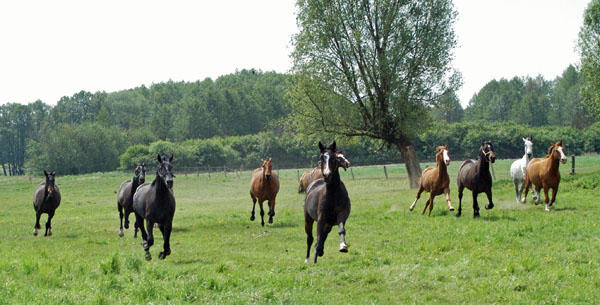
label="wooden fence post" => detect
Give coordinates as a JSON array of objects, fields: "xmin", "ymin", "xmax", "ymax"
[
  {"xmin": 571, "ymin": 155, "xmax": 575, "ymax": 175},
  {"xmin": 224, "ymin": 165, "xmax": 227, "ymax": 177},
  {"xmin": 208, "ymin": 165, "xmax": 211, "ymax": 179},
  {"xmin": 350, "ymin": 168, "xmax": 355, "ymax": 180},
  {"xmin": 383, "ymin": 165, "xmax": 388, "ymax": 180}
]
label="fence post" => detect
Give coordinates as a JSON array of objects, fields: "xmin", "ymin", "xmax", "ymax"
[
  {"xmin": 297, "ymin": 170, "xmax": 300, "ymax": 181},
  {"xmin": 571, "ymin": 155, "xmax": 575, "ymax": 175},
  {"xmin": 224, "ymin": 165, "xmax": 227, "ymax": 177},
  {"xmin": 383, "ymin": 165, "xmax": 388, "ymax": 180},
  {"xmin": 184, "ymin": 166, "xmax": 187, "ymax": 177},
  {"xmin": 208, "ymin": 165, "xmax": 211, "ymax": 179},
  {"xmin": 350, "ymin": 168, "xmax": 355, "ymax": 180},
  {"xmin": 236, "ymin": 170, "xmax": 241, "ymax": 180}
]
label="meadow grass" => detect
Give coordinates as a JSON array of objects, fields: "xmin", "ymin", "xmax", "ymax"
[{"xmin": 0, "ymin": 156, "xmax": 599, "ymax": 304}]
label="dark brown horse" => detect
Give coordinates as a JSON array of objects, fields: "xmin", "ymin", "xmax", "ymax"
[
  {"xmin": 117, "ymin": 163, "xmax": 146, "ymax": 237},
  {"xmin": 409, "ymin": 145, "xmax": 454, "ymax": 216},
  {"xmin": 249, "ymin": 157, "xmax": 280, "ymax": 226},
  {"xmin": 298, "ymin": 153, "xmax": 350, "ymax": 193},
  {"xmin": 456, "ymin": 141, "xmax": 496, "ymax": 218},
  {"xmin": 304, "ymin": 141, "xmax": 350, "ymax": 263},
  {"xmin": 33, "ymin": 171, "xmax": 61, "ymax": 236},
  {"xmin": 522, "ymin": 141, "xmax": 567, "ymax": 211},
  {"xmin": 133, "ymin": 155, "xmax": 176, "ymax": 260}
]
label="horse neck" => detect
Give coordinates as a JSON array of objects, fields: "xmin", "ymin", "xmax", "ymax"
[
  {"xmin": 545, "ymin": 152, "xmax": 560, "ymax": 173},
  {"xmin": 131, "ymin": 175, "xmax": 141, "ymax": 189},
  {"xmin": 436, "ymin": 153, "xmax": 447, "ymax": 175},
  {"xmin": 152, "ymin": 173, "xmax": 169, "ymax": 197},
  {"xmin": 522, "ymin": 153, "xmax": 530, "ymax": 165},
  {"xmin": 325, "ymin": 169, "xmax": 342, "ymax": 190},
  {"xmin": 478, "ymin": 153, "xmax": 490, "ymax": 172}
]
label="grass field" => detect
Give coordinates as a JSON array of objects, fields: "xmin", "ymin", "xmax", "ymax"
[{"xmin": 0, "ymin": 156, "xmax": 599, "ymax": 304}]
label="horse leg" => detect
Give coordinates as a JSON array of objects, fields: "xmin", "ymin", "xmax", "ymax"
[
  {"xmin": 304, "ymin": 217, "xmax": 314, "ymax": 263},
  {"xmin": 250, "ymin": 193, "xmax": 257, "ymax": 221},
  {"xmin": 422, "ymin": 193, "xmax": 433, "ymax": 216},
  {"xmin": 144, "ymin": 220, "xmax": 154, "ymax": 260},
  {"xmin": 549, "ymin": 186, "xmax": 558, "ymax": 208},
  {"xmin": 44, "ymin": 210, "xmax": 55, "ymax": 236},
  {"xmin": 124, "ymin": 207, "xmax": 131, "ymax": 230},
  {"xmin": 522, "ymin": 178, "xmax": 530, "ymax": 204},
  {"xmin": 456, "ymin": 185, "xmax": 464, "ymax": 217},
  {"xmin": 534, "ymin": 186, "xmax": 542, "ymax": 205},
  {"xmin": 338, "ymin": 221, "xmax": 348, "ymax": 252},
  {"xmin": 518, "ymin": 181, "xmax": 525, "ymax": 203},
  {"xmin": 118, "ymin": 203, "xmax": 124, "ymax": 237},
  {"xmin": 158, "ymin": 223, "xmax": 172, "ymax": 259},
  {"xmin": 135, "ymin": 213, "xmax": 147, "ymax": 241},
  {"xmin": 267, "ymin": 199, "xmax": 275, "ymax": 224},
  {"xmin": 485, "ymin": 189, "xmax": 494, "ymax": 210},
  {"xmin": 258, "ymin": 200, "xmax": 266, "ymax": 227},
  {"xmin": 513, "ymin": 180, "xmax": 520, "ymax": 202},
  {"xmin": 472, "ymin": 192, "xmax": 480, "ymax": 218},
  {"xmin": 410, "ymin": 185, "xmax": 424, "ymax": 211},
  {"xmin": 543, "ymin": 184, "xmax": 551, "ymax": 211},
  {"xmin": 445, "ymin": 188, "xmax": 454, "ymax": 211},
  {"xmin": 33, "ymin": 209, "xmax": 42, "ymax": 236}
]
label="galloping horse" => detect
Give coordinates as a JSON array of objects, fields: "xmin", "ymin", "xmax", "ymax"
[
  {"xmin": 250, "ymin": 157, "xmax": 280, "ymax": 226},
  {"xmin": 409, "ymin": 145, "xmax": 453, "ymax": 216},
  {"xmin": 133, "ymin": 155, "xmax": 176, "ymax": 260},
  {"xmin": 304, "ymin": 141, "xmax": 351, "ymax": 263},
  {"xmin": 510, "ymin": 137, "xmax": 533, "ymax": 202},
  {"xmin": 522, "ymin": 141, "xmax": 567, "ymax": 211},
  {"xmin": 117, "ymin": 163, "xmax": 146, "ymax": 237},
  {"xmin": 456, "ymin": 141, "xmax": 496, "ymax": 218},
  {"xmin": 298, "ymin": 153, "xmax": 349, "ymax": 193},
  {"xmin": 33, "ymin": 171, "xmax": 61, "ymax": 236}
]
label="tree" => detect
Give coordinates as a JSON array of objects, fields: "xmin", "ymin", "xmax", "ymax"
[
  {"xmin": 289, "ymin": 0, "xmax": 460, "ymax": 187},
  {"xmin": 432, "ymin": 90, "xmax": 463, "ymax": 123},
  {"xmin": 577, "ymin": 0, "xmax": 600, "ymax": 120}
]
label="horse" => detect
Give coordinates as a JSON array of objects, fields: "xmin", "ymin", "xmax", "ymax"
[
  {"xmin": 133, "ymin": 155, "xmax": 176, "ymax": 260},
  {"xmin": 298, "ymin": 153, "xmax": 350, "ymax": 193},
  {"xmin": 509, "ymin": 137, "xmax": 533, "ymax": 202},
  {"xmin": 521, "ymin": 141, "xmax": 567, "ymax": 211},
  {"xmin": 409, "ymin": 145, "xmax": 454, "ymax": 216},
  {"xmin": 33, "ymin": 171, "xmax": 61, "ymax": 236},
  {"xmin": 456, "ymin": 141, "xmax": 496, "ymax": 218},
  {"xmin": 304, "ymin": 141, "xmax": 351, "ymax": 263},
  {"xmin": 249, "ymin": 157, "xmax": 280, "ymax": 226},
  {"xmin": 117, "ymin": 163, "xmax": 146, "ymax": 237}
]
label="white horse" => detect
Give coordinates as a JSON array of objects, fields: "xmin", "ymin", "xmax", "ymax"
[{"xmin": 510, "ymin": 137, "xmax": 533, "ymax": 202}]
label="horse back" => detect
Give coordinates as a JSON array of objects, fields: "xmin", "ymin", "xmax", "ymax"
[
  {"xmin": 527, "ymin": 157, "xmax": 560, "ymax": 188},
  {"xmin": 118, "ymin": 179, "xmax": 133, "ymax": 206},
  {"xmin": 457, "ymin": 159, "xmax": 475, "ymax": 187}
]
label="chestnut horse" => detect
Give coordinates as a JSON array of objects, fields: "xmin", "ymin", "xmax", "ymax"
[
  {"xmin": 133, "ymin": 155, "xmax": 176, "ymax": 260},
  {"xmin": 304, "ymin": 141, "xmax": 350, "ymax": 263},
  {"xmin": 522, "ymin": 141, "xmax": 567, "ymax": 211},
  {"xmin": 409, "ymin": 145, "xmax": 454, "ymax": 216},
  {"xmin": 510, "ymin": 137, "xmax": 533, "ymax": 202},
  {"xmin": 249, "ymin": 157, "xmax": 280, "ymax": 226},
  {"xmin": 456, "ymin": 141, "xmax": 496, "ymax": 218},
  {"xmin": 117, "ymin": 163, "xmax": 146, "ymax": 237},
  {"xmin": 298, "ymin": 153, "xmax": 349, "ymax": 193},
  {"xmin": 33, "ymin": 171, "xmax": 61, "ymax": 236}
]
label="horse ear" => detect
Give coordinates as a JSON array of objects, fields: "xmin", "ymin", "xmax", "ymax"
[
  {"xmin": 522, "ymin": 137, "xmax": 526, "ymax": 143},
  {"xmin": 445, "ymin": 144, "xmax": 448, "ymax": 149},
  {"xmin": 318, "ymin": 141, "xmax": 325, "ymax": 152},
  {"xmin": 169, "ymin": 154, "xmax": 173, "ymax": 162},
  {"xmin": 268, "ymin": 157, "xmax": 272, "ymax": 162},
  {"xmin": 331, "ymin": 141, "xmax": 337, "ymax": 152},
  {"xmin": 157, "ymin": 154, "xmax": 162, "ymax": 163},
  {"xmin": 44, "ymin": 170, "xmax": 48, "ymax": 177},
  {"xmin": 557, "ymin": 140, "xmax": 563, "ymax": 146},
  {"xmin": 142, "ymin": 163, "xmax": 145, "ymax": 167},
  {"xmin": 51, "ymin": 172, "xmax": 55, "ymax": 176}
]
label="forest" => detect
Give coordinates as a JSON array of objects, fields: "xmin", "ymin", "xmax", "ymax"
[{"xmin": 0, "ymin": 65, "xmax": 597, "ymax": 176}]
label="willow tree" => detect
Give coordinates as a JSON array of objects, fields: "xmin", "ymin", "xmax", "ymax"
[
  {"xmin": 289, "ymin": 0, "xmax": 460, "ymax": 188},
  {"xmin": 577, "ymin": 0, "xmax": 600, "ymax": 120}
]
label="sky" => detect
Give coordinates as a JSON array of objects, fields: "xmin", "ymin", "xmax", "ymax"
[{"xmin": 0, "ymin": 0, "xmax": 592, "ymax": 107}]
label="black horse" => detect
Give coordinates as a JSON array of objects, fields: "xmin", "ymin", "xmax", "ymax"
[
  {"xmin": 117, "ymin": 163, "xmax": 146, "ymax": 237},
  {"xmin": 456, "ymin": 141, "xmax": 496, "ymax": 218},
  {"xmin": 304, "ymin": 141, "xmax": 351, "ymax": 263},
  {"xmin": 33, "ymin": 171, "xmax": 61, "ymax": 236},
  {"xmin": 133, "ymin": 155, "xmax": 176, "ymax": 260}
]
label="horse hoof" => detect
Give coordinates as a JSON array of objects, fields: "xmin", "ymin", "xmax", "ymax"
[
  {"xmin": 455, "ymin": 213, "xmax": 461, "ymax": 218},
  {"xmin": 473, "ymin": 214, "xmax": 480, "ymax": 218},
  {"xmin": 268, "ymin": 218, "xmax": 273, "ymax": 224},
  {"xmin": 158, "ymin": 252, "xmax": 166, "ymax": 259},
  {"xmin": 124, "ymin": 223, "xmax": 129, "ymax": 229},
  {"xmin": 304, "ymin": 258, "xmax": 309, "ymax": 263},
  {"xmin": 485, "ymin": 204, "xmax": 494, "ymax": 210},
  {"xmin": 145, "ymin": 252, "xmax": 152, "ymax": 261},
  {"xmin": 449, "ymin": 207, "xmax": 455, "ymax": 211},
  {"xmin": 46, "ymin": 230, "xmax": 52, "ymax": 237},
  {"xmin": 119, "ymin": 230, "xmax": 124, "ymax": 237},
  {"xmin": 33, "ymin": 229, "xmax": 38, "ymax": 236},
  {"xmin": 250, "ymin": 215, "xmax": 255, "ymax": 221},
  {"xmin": 339, "ymin": 243, "xmax": 348, "ymax": 253}
]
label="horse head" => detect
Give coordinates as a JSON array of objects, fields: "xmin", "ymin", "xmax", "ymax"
[
  {"xmin": 134, "ymin": 163, "xmax": 146, "ymax": 184},
  {"xmin": 549, "ymin": 141, "xmax": 567, "ymax": 164},
  {"xmin": 44, "ymin": 170, "xmax": 56, "ymax": 197},
  {"xmin": 437, "ymin": 144, "xmax": 450, "ymax": 166},
  {"xmin": 261, "ymin": 157, "xmax": 273, "ymax": 181},
  {"xmin": 318, "ymin": 141, "xmax": 342, "ymax": 183},
  {"xmin": 480, "ymin": 141, "xmax": 495, "ymax": 163},
  {"xmin": 523, "ymin": 137, "xmax": 533, "ymax": 159},
  {"xmin": 156, "ymin": 154, "xmax": 175, "ymax": 189},
  {"xmin": 336, "ymin": 152, "xmax": 350, "ymax": 171}
]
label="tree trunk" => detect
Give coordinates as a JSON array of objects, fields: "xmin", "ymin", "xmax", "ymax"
[
  {"xmin": 1, "ymin": 163, "xmax": 6, "ymax": 176},
  {"xmin": 396, "ymin": 138, "xmax": 422, "ymax": 189}
]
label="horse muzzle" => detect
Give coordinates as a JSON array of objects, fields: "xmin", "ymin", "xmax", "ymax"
[
  {"xmin": 561, "ymin": 158, "xmax": 567, "ymax": 164},
  {"xmin": 265, "ymin": 174, "xmax": 271, "ymax": 181},
  {"xmin": 166, "ymin": 180, "xmax": 173, "ymax": 188},
  {"xmin": 527, "ymin": 153, "xmax": 532, "ymax": 159}
]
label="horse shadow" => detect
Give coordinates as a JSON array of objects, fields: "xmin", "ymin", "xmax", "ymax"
[
  {"xmin": 172, "ymin": 227, "xmax": 190, "ymax": 233},
  {"xmin": 482, "ymin": 214, "xmax": 517, "ymax": 222},
  {"xmin": 269, "ymin": 221, "xmax": 298, "ymax": 228},
  {"xmin": 552, "ymin": 206, "xmax": 576, "ymax": 212}
]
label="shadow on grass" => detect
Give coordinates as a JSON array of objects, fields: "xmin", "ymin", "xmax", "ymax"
[
  {"xmin": 483, "ymin": 214, "xmax": 517, "ymax": 222},
  {"xmin": 552, "ymin": 207, "xmax": 576, "ymax": 211},
  {"xmin": 172, "ymin": 227, "xmax": 190, "ymax": 232},
  {"xmin": 174, "ymin": 258, "xmax": 201, "ymax": 265},
  {"xmin": 269, "ymin": 221, "xmax": 299, "ymax": 228}
]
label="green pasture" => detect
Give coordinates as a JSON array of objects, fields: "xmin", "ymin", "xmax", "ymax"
[{"xmin": 0, "ymin": 156, "xmax": 599, "ymax": 304}]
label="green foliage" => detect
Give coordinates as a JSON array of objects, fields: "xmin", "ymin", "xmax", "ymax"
[
  {"xmin": 119, "ymin": 145, "xmax": 150, "ymax": 170},
  {"xmin": 578, "ymin": 0, "xmax": 600, "ymax": 120}
]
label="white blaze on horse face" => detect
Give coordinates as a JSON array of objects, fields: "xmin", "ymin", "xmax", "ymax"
[
  {"xmin": 322, "ymin": 153, "xmax": 331, "ymax": 176},
  {"xmin": 524, "ymin": 139, "xmax": 533, "ymax": 156},
  {"xmin": 557, "ymin": 146, "xmax": 567, "ymax": 163},
  {"xmin": 442, "ymin": 149, "xmax": 450, "ymax": 165}
]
